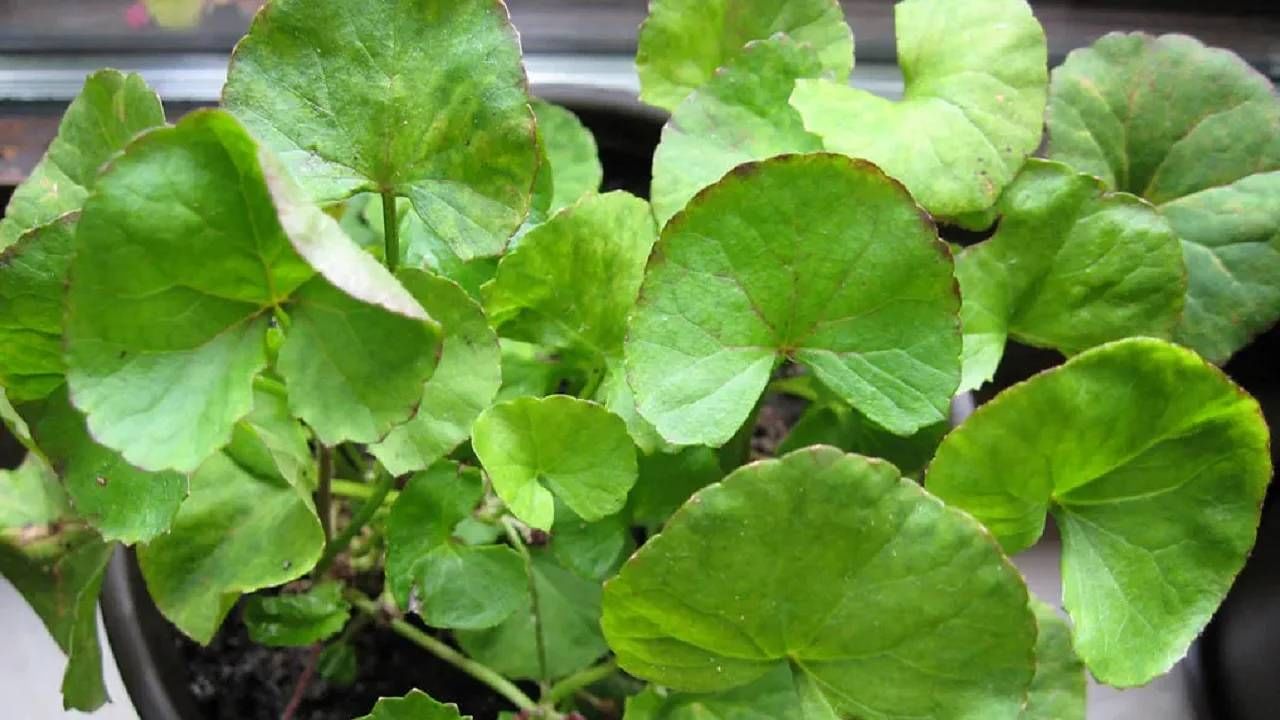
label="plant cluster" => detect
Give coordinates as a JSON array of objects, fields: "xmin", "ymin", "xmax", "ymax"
[{"xmin": 1, "ymin": 0, "xmax": 1277, "ymax": 718}]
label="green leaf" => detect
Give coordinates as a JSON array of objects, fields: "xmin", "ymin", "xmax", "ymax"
[
  {"xmin": 457, "ymin": 551, "xmax": 608, "ymax": 681},
  {"xmin": 370, "ymin": 270, "xmax": 501, "ymax": 476},
  {"xmin": 0, "ymin": 388, "xmax": 35, "ymax": 454},
  {"xmin": 357, "ymin": 690, "xmax": 469, "ymax": 720},
  {"xmin": 318, "ymin": 640, "xmax": 358, "ymax": 686},
  {"xmin": 0, "ymin": 453, "xmax": 66, "ymax": 529},
  {"xmin": 28, "ymin": 389, "xmax": 186, "ymax": 545},
  {"xmin": 603, "ymin": 446, "xmax": 1036, "ymax": 718},
  {"xmin": 243, "ymin": 581, "xmax": 351, "ymax": 647},
  {"xmin": 472, "ymin": 396, "xmax": 638, "ymax": 531},
  {"xmin": 276, "ymin": 276, "xmax": 440, "ymax": 446},
  {"xmin": 66, "ymin": 109, "xmax": 313, "ymax": 473},
  {"xmin": 925, "ymin": 338, "xmax": 1271, "ymax": 686},
  {"xmin": 550, "ymin": 501, "xmax": 633, "ymax": 581},
  {"xmin": 494, "ymin": 340, "xmax": 571, "ymax": 404},
  {"xmin": 1046, "ymin": 32, "xmax": 1280, "ymax": 363},
  {"xmin": 416, "ymin": 543, "xmax": 526, "ymax": 630},
  {"xmin": 1023, "ymin": 601, "xmax": 1086, "ymax": 720},
  {"xmin": 626, "ymin": 446, "xmax": 723, "ymax": 530},
  {"xmin": 955, "ymin": 159, "xmax": 1185, "ymax": 389},
  {"xmin": 650, "ymin": 35, "xmax": 825, "ymax": 226},
  {"xmin": 0, "ymin": 70, "xmax": 164, "ymax": 248},
  {"xmin": 636, "ymin": 0, "xmax": 853, "ymax": 112},
  {"xmin": 532, "ymin": 101, "xmax": 603, "ymax": 214},
  {"xmin": 384, "ymin": 463, "xmax": 484, "ymax": 610},
  {"xmin": 776, "ymin": 397, "xmax": 946, "ymax": 476},
  {"xmin": 0, "ymin": 215, "xmax": 77, "ymax": 402},
  {"xmin": 626, "ymin": 154, "xmax": 961, "ymax": 447},
  {"xmin": 370, "ymin": 198, "xmax": 499, "ymax": 299},
  {"xmin": 596, "ymin": 358, "xmax": 671, "ymax": 454},
  {"xmin": 138, "ymin": 449, "xmax": 325, "ymax": 643},
  {"xmin": 238, "ymin": 387, "xmax": 316, "ymax": 490},
  {"xmin": 624, "ymin": 664, "xmax": 811, "ymax": 720},
  {"xmin": 224, "ymin": 0, "xmax": 538, "ymax": 260},
  {"xmin": 790, "ymin": 0, "xmax": 1047, "ymax": 218},
  {"xmin": 485, "ymin": 191, "xmax": 658, "ymax": 361},
  {"xmin": 0, "ymin": 525, "xmax": 113, "ymax": 711}
]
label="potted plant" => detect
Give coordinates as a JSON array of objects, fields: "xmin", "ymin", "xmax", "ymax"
[{"xmin": 1, "ymin": 0, "xmax": 1276, "ymax": 718}]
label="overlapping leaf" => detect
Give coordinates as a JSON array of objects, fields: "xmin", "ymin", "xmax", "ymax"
[
  {"xmin": 1023, "ymin": 601, "xmax": 1086, "ymax": 720},
  {"xmin": 224, "ymin": 0, "xmax": 538, "ymax": 259},
  {"xmin": 927, "ymin": 338, "xmax": 1271, "ymax": 686},
  {"xmin": 0, "ymin": 216, "xmax": 78, "ymax": 402},
  {"xmin": 955, "ymin": 159, "xmax": 1185, "ymax": 391},
  {"xmin": 626, "ymin": 154, "xmax": 961, "ymax": 447},
  {"xmin": 636, "ymin": 0, "xmax": 852, "ymax": 112},
  {"xmin": 790, "ymin": 0, "xmax": 1047, "ymax": 218},
  {"xmin": 0, "ymin": 70, "xmax": 164, "ymax": 248},
  {"xmin": 1047, "ymin": 32, "xmax": 1280, "ymax": 363},
  {"xmin": 532, "ymin": 100, "xmax": 603, "ymax": 214},
  {"xmin": 471, "ymin": 396, "xmax": 637, "ymax": 531},
  {"xmin": 650, "ymin": 35, "xmax": 825, "ymax": 226},
  {"xmin": 385, "ymin": 463, "xmax": 484, "ymax": 609},
  {"xmin": 244, "ymin": 581, "xmax": 351, "ymax": 647},
  {"xmin": 357, "ymin": 690, "xmax": 469, "ymax": 720},
  {"xmin": 603, "ymin": 447, "xmax": 1036, "ymax": 718}
]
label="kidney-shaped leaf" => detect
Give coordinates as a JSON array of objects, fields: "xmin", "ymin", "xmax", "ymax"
[
  {"xmin": 0, "ymin": 215, "xmax": 78, "ymax": 402},
  {"xmin": 650, "ymin": 35, "xmax": 825, "ymax": 226},
  {"xmin": 358, "ymin": 690, "xmax": 469, "ymax": 720},
  {"xmin": 790, "ymin": 0, "xmax": 1047, "ymax": 218},
  {"xmin": 955, "ymin": 159, "xmax": 1185, "ymax": 390},
  {"xmin": 603, "ymin": 446, "xmax": 1036, "ymax": 719},
  {"xmin": 636, "ymin": 0, "xmax": 852, "ymax": 112},
  {"xmin": 1047, "ymin": 33, "xmax": 1280, "ymax": 363},
  {"xmin": 626, "ymin": 154, "xmax": 961, "ymax": 447},
  {"xmin": 926, "ymin": 338, "xmax": 1271, "ymax": 686},
  {"xmin": 66, "ymin": 109, "xmax": 314, "ymax": 473},
  {"xmin": 472, "ymin": 396, "xmax": 637, "ymax": 531},
  {"xmin": 224, "ymin": 0, "xmax": 537, "ymax": 260},
  {"xmin": 0, "ymin": 70, "xmax": 164, "ymax": 248}
]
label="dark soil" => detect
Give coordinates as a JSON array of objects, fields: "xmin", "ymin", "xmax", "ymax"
[{"xmin": 174, "ymin": 603, "xmax": 521, "ymax": 720}]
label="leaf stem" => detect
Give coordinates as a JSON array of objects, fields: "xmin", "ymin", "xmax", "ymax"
[
  {"xmin": 315, "ymin": 471, "xmax": 395, "ymax": 576},
  {"xmin": 502, "ymin": 517, "xmax": 550, "ymax": 685},
  {"xmin": 316, "ymin": 446, "xmax": 334, "ymax": 543},
  {"xmin": 544, "ymin": 659, "xmax": 618, "ymax": 705},
  {"xmin": 253, "ymin": 375, "xmax": 289, "ymax": 401},
  {"xmin": 330, "ymin": 478, "xmax": 400, "ymax": 505},
  {"xmin": 346, "ymin": 589, "xmax": 537, "ymax": 712},
  {"xmin": 381, "ymin": 190, "xmax": 400, "ymax": 272},
  {"xmin": 280, "ymin": 643, "xmax": 322, "ymax": 720}
]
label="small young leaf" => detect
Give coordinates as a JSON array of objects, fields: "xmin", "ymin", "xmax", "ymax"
[
  {"xmin": 0, "ymin": 453, "xmax": 66, "ymax": 529},
  {"xmin": 384, "ymin": 463, "xmax": 485, "ymax": 610},
  {"xmin": 66, "ymin": 109, "xmax": 314, "ymax": 473},
  {"xmin": 532, "ymin": 101, "xmax": 603, "ymax": 214},
  {"xmin": 0, "ymin": 70, "xmax": 164, "ymax": 248},
  {"xmin": 790, "ymin": 0, "xmax": 1047, "ymax": 218},
  {"xmin": 416, "ymin": 543, "xmax": 526, "ymax": 630},
  {"xmin": 318, "ymin": 641, "xmax": 358, "ymax": 686},
  {"xmin": 0, "ymin": 525, "xmax": 113, "ymax": 711},
  {"xmin": 238, "ymin": 387, "xmax": 316, "ymax": 490},
  {"xmin": 244, "ymin": 581, "xmax": 351, "ymax": 647},
  {"xmin": 1023, "ymin": 600, "xmax": 1086, "ymax": 720},
  {"xmin": 28, "ymin": 388, "xmax": 186, "ymax": 545},
  {"xmin": 955, "ymin": 159, "xmax": 1185, "ymax": 388},
  {"xmin": 357, "ymin": 690, "xmax": 469, "ymax": 720},
  {"xmin": 456, "ymin": 551, "xmax": 608, "ymax": 681},
  {"xmin": 595, "ymin": 359, "xmax": 670, "ymax": 454},
  {"xmin": 926, "ymin": 338, "xmax": 1271, "ymax": 686},
  {"xmin": 603, "ymin": 447, "xmax": 1036, "ymax": 718},
  {"xmin": 485, "ymin": 191, "xmax": 658, "ymax": 362},
  {"xmin": 550, "ymin": 501, "xmax": 633, "ymax": 581},
  {"xmin": 276, "ymin": 276, "xmax": 440, "ymax": 446},
  {"xmin": 370, "ymin": 270, "xmax": 501, "ymax": 476},
  {"xmin": 650, "ymin": 35, "xmax": 824, "ymax": 226},
  {"xmin": 626, "ymin": 154, "xmax": 961, "ymax": 447},
  {"xmin": 1047, "ymin": 32, "xmax": 1280, "ymax": 363},
  {"xmin": 138, "ymin": 450, "xmax": 325, "ymax": 644},
  {"xmin": 636, "ymin": 0, "xmax": 852, "ymax": 112},
  {"xmin": 224, "ymin": 0, "xmax": 538, "ymax": 260},
  {"xmin": 0, "ymin": 215, "xmax": 77, "ymax": 402},
  {"xmin": 472, "ymin": 396, "xmax": 638, "ymax": 531}
]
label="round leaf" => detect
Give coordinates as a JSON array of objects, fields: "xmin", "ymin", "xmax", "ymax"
[
  {"xmin": 384, "ymin": 463, "xmax": 484, "ymax": 610},
  {"xmin": 955, "ymin": 159, "xmax": 1185, "ymax": 389},
  {"xmin": 369, "ymin": 270, "xmax": 501, "ymax": 476},
  {"xmin": 224, "ymin": 0, "xmax": 538, "ymax": 260},
  {"xmin": 603, "ymin": 446, "xmax": 1036, "ymax": 719},
  {"xmin": 636, "ymin": 0, "xmax": 853, "ymax": 112},
  {"xmin": 790, "ymin": 0, "xmax": 1047, "ymax": 218},
  {"xmin": 626, "ymin": 154, "xmax": 961, "ymax": 447},
  {"xmin": 66, "ymin": 109, "xmax": 314, "ymax": 473},
  {"xmin": 1047, "ymin": 32, "xmax": 1280, "ymax": 363},
  {"xmin": 471, "ymin": 395, "xmax": 638, "ymax": 531},
  {"xmin": 650, "ymin": 35, "xmax": 825, "ymax": 226},
  {"xmin": 0, "ymin": 215, "xmax": 78, "ymax": 402},
  {"xmin": 926, "ymin": 338, "xmax": 1271, "ymax": 686},
  {"xmin": 532, "ymin": 101, "xmax": 602, "ymax": 214},
  {"xmin": 0, "ymin": 70, "xmax": 164, "ymax": 248},
  {"xmin": 357, "ymin": 690, "xmax": 468, "ymax": 720}
]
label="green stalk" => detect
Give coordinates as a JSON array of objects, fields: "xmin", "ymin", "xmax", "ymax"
[
  {"xmin": 252, "ymin": 375, "xmax": 289, "ymax": 401},
  {"xmin": 381, "ymin": 190, "xmax": 400, "ymax": 272},
  {"xmin": 502, "ymin": 517, "xmax": 550, "ymax": 685},
  {"xmin": 314, "ymin": 471, "xmax": 395, "ymax": 576},
  {"xmin": 347, "ymin": 590, "xmax": 537, "ymax": 712},
  {"xmin": 544, "ymin": 659, "xmax": 618, "ymax": 705},
  {"xmin": 330, "ymin": 478, "xmax": 400, "ymax": 505},
  {"xmin": 316, "ymin": 446, "xmax": 334, "ymax": 543}
]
